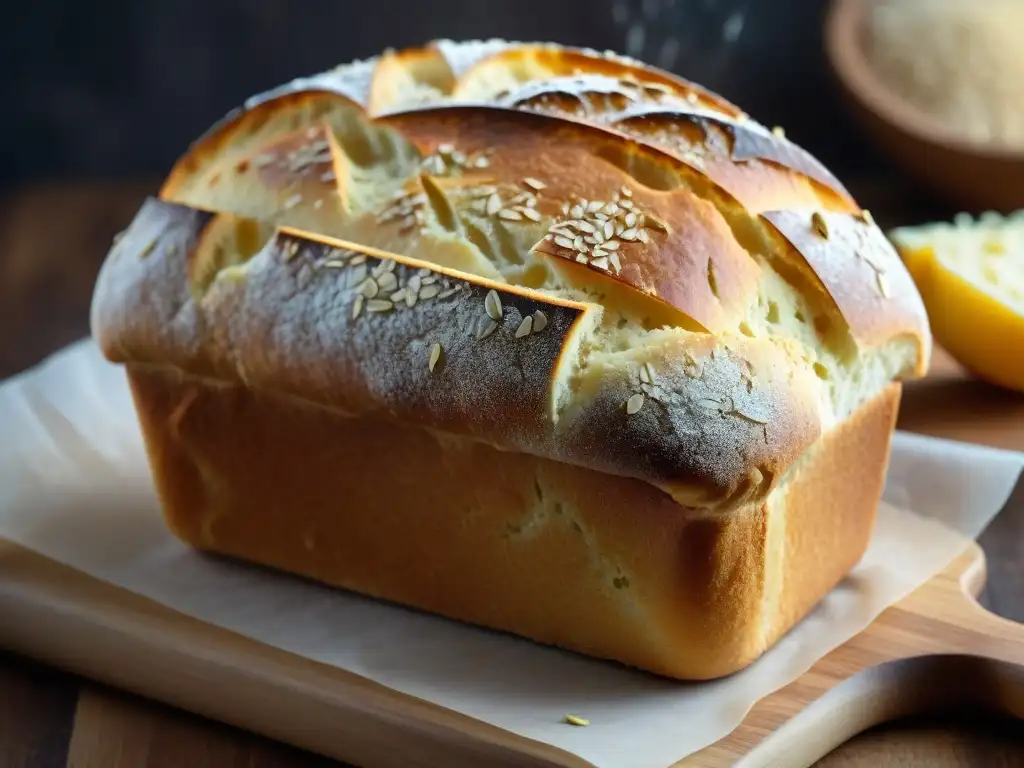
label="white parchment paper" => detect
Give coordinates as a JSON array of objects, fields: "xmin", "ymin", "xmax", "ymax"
[{"xmin": 1, "ymin": 341, "xmax": 1022, "ymax": 768}]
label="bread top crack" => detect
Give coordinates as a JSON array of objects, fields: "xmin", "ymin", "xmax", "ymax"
[{"xmin": 91, "ymin": 40, "xmax": 931, "ymax": 512}]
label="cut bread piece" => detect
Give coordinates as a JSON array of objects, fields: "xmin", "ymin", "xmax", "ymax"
[{"xmin": 892, "ymin": 211, "xmax": 1024, "ymax": 391}]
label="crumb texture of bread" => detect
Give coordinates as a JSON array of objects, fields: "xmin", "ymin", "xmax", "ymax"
[{"xmin": 91, "ymin": 40, "xmax": 932, "ymax": 679}]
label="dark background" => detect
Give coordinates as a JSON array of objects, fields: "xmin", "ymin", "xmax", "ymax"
[
  {"xmin": 0, "ymin": 0, "xmax": 951, "ymax": 382},
  {"xmin": 4, "ymin": 5, "xmax": 1024, "ymax": 766},
  {"xmin": 2, "ymin": 0, "xmax": 892, "ymax": 186}
]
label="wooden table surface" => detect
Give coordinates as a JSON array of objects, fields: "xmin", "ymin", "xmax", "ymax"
[{"xmin": 1, "ymin": 180, "xmax": 1023, "ymax": 767}]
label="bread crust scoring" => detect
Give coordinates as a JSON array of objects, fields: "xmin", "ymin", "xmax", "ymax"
[{"xmin": 92, "ymin": 39, "xmax": 930, "ymax": 512}]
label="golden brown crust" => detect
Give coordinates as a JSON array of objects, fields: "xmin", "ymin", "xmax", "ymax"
[
  {"xmin": 154, "ymin": 41, "xmax": 929, "ymax": 376},
  {"xmin": 94, "ymin": 198, "xmax": 821, "ymax": 508},
  {"xmin": 90, "ymin": 39, "xmax": 933, "ymax": 680},
  {"xmin": 91, "ymin": 199, "xmax": 218, "ymax": 373},
  {"xmin": 429, "ymin": 38, "xmax": 515, "ymax": 79},
  {"xmin": 160, "ymin": 90, "xmax": 367, "ymax": 204},
  {"xmin": 378, "ymin": 105, "xmax": 763, "ymax": 334},
  {"xmin": 448, "ymin": 43, "xmax": 745, "ymax": 118},
  {"xmin": 763, "ymin": 209, "xmax": 931, "ymax": 375},
  {"xmin": 608, "ymin": 107, "xmax": 855, "ymax": 209},
  {"xmin": 480, "ymin": 77, "xmax": 852, "ymax": 208},
  {"xmin": 124, "ymin": 365, "xmax": 899, "ymax": 680},
  {"xmin": 183, "ymin": 122, "xmax": 351, "ymax": 228},
  {"xmin": 368, "ymin": 46, "xmax": 457, "ymax": 114},
  {"xmin": 769, "ymin": 382, "xmax": 901, "ymax": 637},
  {"xmin": 561, "ymin": 333, "xmax": 821, "ymax": 509}
]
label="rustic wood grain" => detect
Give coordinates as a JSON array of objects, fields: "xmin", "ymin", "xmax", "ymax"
[
  {"xmin": 817, "ymin": 716, "xmax": 1024, "ymax": 767},
  {"xmin": 0, "ymin": 181, "xmax": 1021, "ymax": 767},
  {"xmin": 67, "ymin": 687, "xmax": 337, "ymax": 768},
  {"xmin": 681, "ymin": 541, "xmax": 1024, "ymax": 766},
  {"xmin": 0, "ymin": 652, "xmax": 77, "ymax": 768}
]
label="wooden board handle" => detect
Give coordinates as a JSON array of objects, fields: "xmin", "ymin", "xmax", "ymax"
[
  {"xmin": 730, "ymin": 655, "xmax": 1024, "ymax": 768},
  {"xmin": 897, "ymin": 539, "xmax": 1024, "ymax": 667},
  {"xmin": 685, "ymin": 543, "xmax": 1024, "ymax": 767}
]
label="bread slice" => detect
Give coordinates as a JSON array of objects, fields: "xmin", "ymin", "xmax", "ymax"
[{"xmin": 91, "ymin": 40, "xmax": 930, "ymax": 679}]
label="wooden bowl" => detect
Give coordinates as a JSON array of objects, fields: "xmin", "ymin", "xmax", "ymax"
[{"xmin": 825, "ymin": 0, "xmax": 1024, "ymax": 212}]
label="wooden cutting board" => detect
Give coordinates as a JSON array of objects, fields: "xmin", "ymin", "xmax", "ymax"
[{"xmin": 1, "ymin": 534, "xmax": 1022, "ymax": 768}]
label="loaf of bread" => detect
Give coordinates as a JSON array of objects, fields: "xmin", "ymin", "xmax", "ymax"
[{"xmin": 90, "ymin": 40, "xmax": 931, "ymax": 680}]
